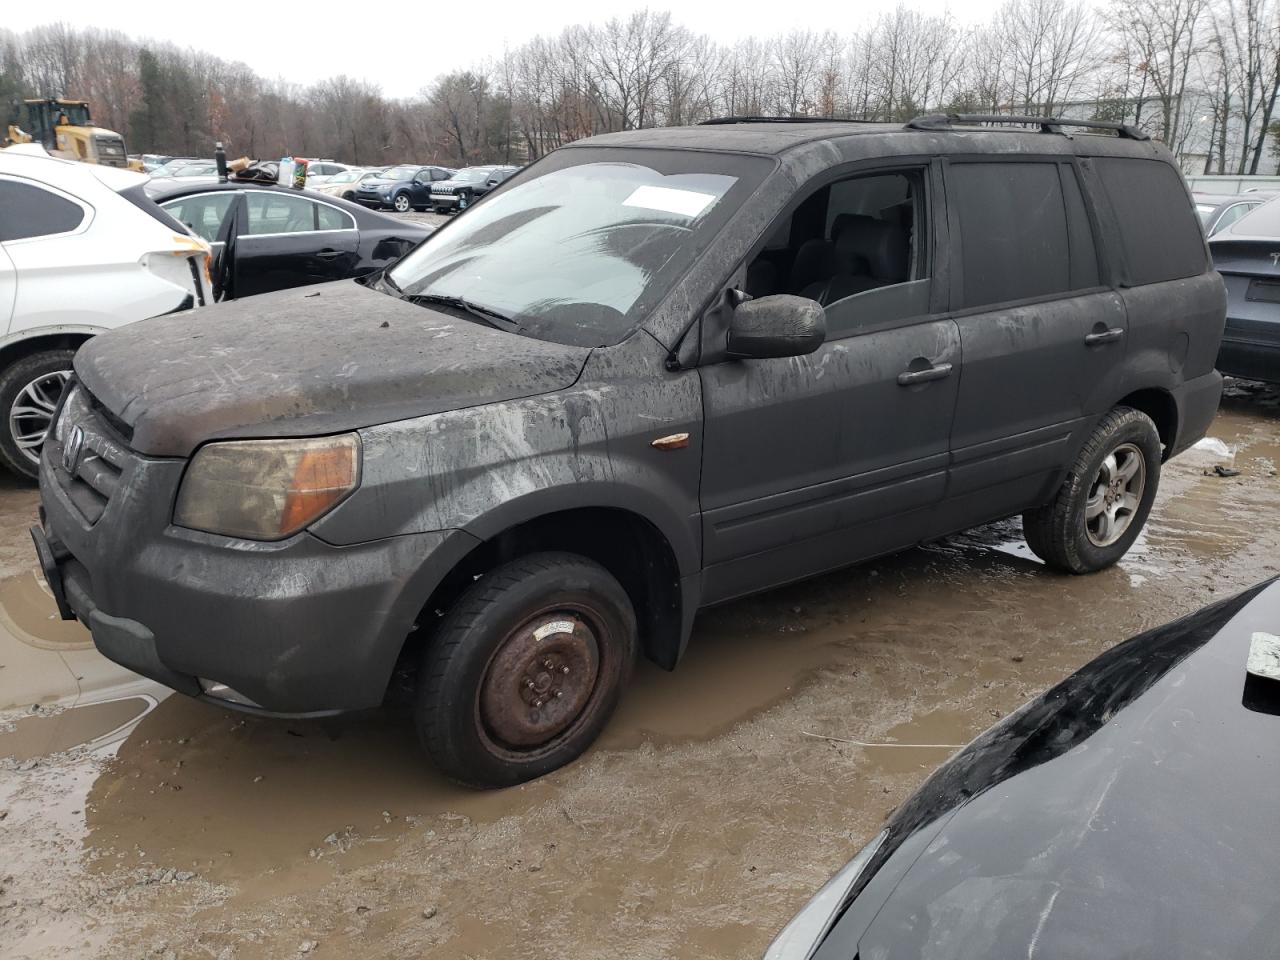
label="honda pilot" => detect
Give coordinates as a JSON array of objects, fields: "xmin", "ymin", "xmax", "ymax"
[{"xmin": 33, "ymin": 115, "xmax": 1226, "ymax": 788}]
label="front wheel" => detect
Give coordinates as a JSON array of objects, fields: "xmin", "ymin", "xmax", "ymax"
[
  {"xmin": 1023, "ymin": 406, "xmax": 1161, "ymax": 574},
  {"xmin": 0, "ymin": 349, "xmax": 76, "ymax": 481},
  {"xmin": 392, "ymin": 193, "xmax": 411, "ymax": 213},
  {"xmin": 415, "ymin": 552, "xmax": 637, "ymax": 788}
]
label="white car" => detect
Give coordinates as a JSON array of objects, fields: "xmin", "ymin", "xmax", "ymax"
[
  {"xmin": 304, "ymin": 160, "xmax": 356, "ymax": 186},
  {"xmin": 311, "ymin": 168, "xmax": 377, "ymax": 200},
  {"xmin": 0, "ymin": 146, "xmax": 208, "ymax": 479}
]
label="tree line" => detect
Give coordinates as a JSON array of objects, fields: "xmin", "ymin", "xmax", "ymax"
[{"xmin": 2, "ymin": 0, "xmax": 1278, "ymax": 174}]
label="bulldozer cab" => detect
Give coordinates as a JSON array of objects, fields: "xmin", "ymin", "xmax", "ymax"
[
  {"xmin": 17, "ymin": 99, "xmax": 92, "ymax": 148},
  {"xmin": 5, "ymin": 98, "xmax": 128, "ymax": 167}
]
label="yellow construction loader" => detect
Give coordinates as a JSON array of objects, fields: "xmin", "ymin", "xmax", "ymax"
[{"xmin": 4, "ymin": 98, "xmax": 131, "ymax": 167}]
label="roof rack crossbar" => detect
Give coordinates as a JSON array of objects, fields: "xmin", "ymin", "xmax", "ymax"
[
  {"xmin": 699, "ymin": 116, "xmax": 878, "ymax": 126},
  {"xmin": 905, "ymin": 113, "xmax": 1150, "ymax": 141}
]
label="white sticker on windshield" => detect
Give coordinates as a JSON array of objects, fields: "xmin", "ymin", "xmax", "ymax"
[{"xmin": 622, "ymin": 185, "xmax": 718, "ymax": 219}]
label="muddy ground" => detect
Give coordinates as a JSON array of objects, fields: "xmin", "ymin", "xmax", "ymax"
[{"xmin": 2, "ymin": 381, "xmax": 1278, "ymax": 960}]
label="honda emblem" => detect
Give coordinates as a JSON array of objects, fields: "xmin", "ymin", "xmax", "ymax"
[{"xmin": 62, "ymin": 424, "xmax": 85, "ymax": 474}]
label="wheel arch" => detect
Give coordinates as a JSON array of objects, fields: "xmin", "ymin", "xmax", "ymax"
[
  {"xmin": 0, "ymin": 327, "xmax": 101, "ymax": 374},
  {"xmin": 405, "ymin": 504, "xmax": 692, "ymax": 678},
  {"xmin": 1115, "ymin": 386, "xmax": 1178, "ymax": 459}
]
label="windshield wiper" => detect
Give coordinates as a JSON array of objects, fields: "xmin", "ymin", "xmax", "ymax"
[{"xmin": 405, "ymin": 293, "xmax": 521, "ymax": 332}]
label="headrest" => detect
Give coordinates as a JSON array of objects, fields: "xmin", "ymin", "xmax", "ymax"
[{"xmin": 835, "ymin": 217, "xmax": 909, "ymax": 282}]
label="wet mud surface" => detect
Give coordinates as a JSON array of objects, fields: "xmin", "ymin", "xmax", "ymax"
[{"xmin": 2, "ymin": 381, "xmax": 1278, "ymax": 959}]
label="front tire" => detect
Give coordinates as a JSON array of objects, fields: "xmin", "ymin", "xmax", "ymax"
[
  {"xmin": 1023, "ymin": 406, "xmax": 1161, "ymax": 574},
  {"xmin": 0, "ymin": 349, "xmax": 76, "ymax": 481},
  {"xmin": 393, "ymin": 193, "xmax": 411, "ymax": 213},
  {"xmin": 415, "ymin": 552, "xmax": 637, "ymax": 788}
]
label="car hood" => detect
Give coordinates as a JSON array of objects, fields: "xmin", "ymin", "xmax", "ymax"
[
  {"xmin": 74, "ymin": 280, "xmax": 592, "ymax": 458},
  {"xmin": 358, "ymin": 177, "xmax": 404, "ymax": 189},
  {"xmin": 817, "ymin": 579, "xmax": 1280, "ymax": 960}
]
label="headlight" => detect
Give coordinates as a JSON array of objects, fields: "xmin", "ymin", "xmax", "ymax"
[
  {"xmin": 763, "ymin": 830, "xmax": 887, "ymax": 960},
  {"xmin": 53, "ymin": 386, "xmax": 78, "ymax": 443},
  {"xmin": 174, "ymin": 434, "xmax": 360, "ymax": 540}
]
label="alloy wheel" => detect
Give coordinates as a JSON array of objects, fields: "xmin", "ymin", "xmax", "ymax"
[
  {"xmin": 9, "ymin": 369, "xmax": 71, "ymax": 467},
  {"xmin": 1085, "ymin": 441, "xmax": 1146, "ymax": 547}
]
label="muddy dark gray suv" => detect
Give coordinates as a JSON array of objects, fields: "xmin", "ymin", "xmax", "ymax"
[{"xmin": 32, "ymin": 115, "xmax": 1225, "ymax": 787}]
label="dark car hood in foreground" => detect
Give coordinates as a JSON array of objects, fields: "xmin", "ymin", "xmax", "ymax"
[
  {"xmin": 814, "ymin": 579, "xmax": 1280, "ymax": 960},
  {"xmin": 75, "ymin": 281, "xmax": 592, "ymax": 457}
]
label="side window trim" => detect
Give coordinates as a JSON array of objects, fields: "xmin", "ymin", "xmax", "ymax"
[{"xmin": 0, "ymin": 174, "xmax": 93, "ymax": 245}]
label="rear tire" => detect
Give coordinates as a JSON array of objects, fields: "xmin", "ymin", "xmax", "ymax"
[
  {"xmin": 415, "ymin": 552, "xmax": 637, "ymax": 788},
  {"xmin": 1023, "ymin": 406, "xmax": 1161, "ymax": 574},
  {"xmin": 0, "ymin": 349, "xmax": 76, "ymax": 481}
]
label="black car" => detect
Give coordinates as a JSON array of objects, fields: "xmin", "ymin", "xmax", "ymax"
[
  {"xmin": 430, "ymin": 164, "xmax": 521, "ymax": 213},
  {"xmin": 35, "ymin": 115, "xmax": 1223, "ymax": 788},
  {"xmin": 1209, "ymin": 195, "xmax": 1280, "ymax": 383},
  {"xmin": 354, "ymin": 164, "xmax": 455, "ymax": 212},
  {"xmin": 766, "ymin": 578, "xmax": 1280, "ymax": 960},
  {"xmin": 146, "ymin": 179, "xmax": 431, "ymax": 300}
]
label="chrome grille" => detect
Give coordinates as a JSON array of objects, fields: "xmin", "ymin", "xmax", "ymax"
[{"xmin": 50, "ymin": 387, "xmax": 130, "ymax": 524}]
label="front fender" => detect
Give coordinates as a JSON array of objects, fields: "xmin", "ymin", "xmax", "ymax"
[{"xmin": 311, "ymin": 340, "xmax": 704, "ymax": 576}]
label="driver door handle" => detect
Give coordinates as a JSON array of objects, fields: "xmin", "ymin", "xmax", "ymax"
[
  {"xmin": 1084, "ymin": 327, "xmax": 1125, "ymax": 346},
  {"xmin": 315, "ymin": 249, "xmax": 342, "ymax": 260},
  {"xmin": 897, "ymin": 362, "xmax": 953, "ymax": 386}
]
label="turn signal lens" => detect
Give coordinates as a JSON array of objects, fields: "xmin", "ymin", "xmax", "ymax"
[{"xmin": 174, "ymin": 434, "xmax": 360, "ymax": 540}]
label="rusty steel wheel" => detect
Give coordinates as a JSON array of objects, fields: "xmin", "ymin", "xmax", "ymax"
[
  {"xmin": 415, "ymin": 552, "xmax": 637, "ymax": 788},
  {"xmin": 477, "ymin": 607, "xmax": 604, "ymax": 753}
]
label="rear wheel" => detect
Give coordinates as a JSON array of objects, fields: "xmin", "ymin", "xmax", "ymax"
[
  {"xmin": 0, "ymin": 349, "xmax": 76, "ymax": 481},
  {"xmin": 1023, "ymin": 406, "xmax": 1161, "ymax": 573},
  {"xmin": 415, "ymin": 552, "xmax": 637, "ymax": 788}
]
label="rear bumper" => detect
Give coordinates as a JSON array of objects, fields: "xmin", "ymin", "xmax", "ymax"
[
  {"xmin": 1216, "ymin": 314, "xmax": 1280, "ymax": 384},
  {"xmin": 1167, "ymin": 369, "xmax": 1224, "ymax": 459},
  {"xmin": 36, "ymin": 436, "xmax": 478, "ymax": 715}
]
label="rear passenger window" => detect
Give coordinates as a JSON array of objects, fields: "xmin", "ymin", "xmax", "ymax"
[
  {"xmin": 950, "ymin": 162, "xmax": 1073, "ymax": 308},
  {"xmin": 1092, "ymin": 157, "xmax": 1205, "ymax": 284},
  {"xmin": 0, "ymin": 179, "xmax": 85, "ymax": 242}
]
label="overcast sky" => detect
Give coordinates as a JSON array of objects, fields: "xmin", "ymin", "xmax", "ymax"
[{"xmin": 7, "ymin": 0, "xmax": 996, "ymax": 99}]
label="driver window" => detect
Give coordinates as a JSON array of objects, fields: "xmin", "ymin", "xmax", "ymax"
[{"xmin": 744, "ymin": 169, "xmax": 927, "ymax": 339}]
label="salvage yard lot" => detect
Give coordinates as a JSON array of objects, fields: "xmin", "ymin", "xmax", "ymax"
[{"xmin": 1, "ymin": 380, "xmax": 1277, "ymax": 960}]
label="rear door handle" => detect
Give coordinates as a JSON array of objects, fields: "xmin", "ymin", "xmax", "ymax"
[
  {"xmin": 897, "ymin": 362, "xmax": 953, "ymax": 386},
  {"xmin": 1084, "ymin": 327, "xmax": 1125, "ymax": 346},
  {"xmin": 316, "ymin": 249, "xmax": 342, "ymax": 260}
]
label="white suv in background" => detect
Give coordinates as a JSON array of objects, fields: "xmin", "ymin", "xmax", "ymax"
[{"xmin": 0, "ymin": 146, "xmax": 208, "ymax": 478}]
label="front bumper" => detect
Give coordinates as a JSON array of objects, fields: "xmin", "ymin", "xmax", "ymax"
[
  {"xmin": 430, "ymin": 194, "xmax": 459, "ymax": 209},
  {"xmin": 36, "ymin": 415, "xmax": 477, "ymax": 715}
]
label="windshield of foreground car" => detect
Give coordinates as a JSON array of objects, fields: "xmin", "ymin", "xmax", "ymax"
[
  {"xmin": 380, "ymin": 166, "xmax": 417, "ymax": 181},
  {"xmin": 386, "ymin": 147, "xmax": 770, "ymax": 347}
]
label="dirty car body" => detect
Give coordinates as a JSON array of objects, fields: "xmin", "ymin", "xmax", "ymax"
[
  {"xmin": 768, "ymin": 578, "xmax": 1280, "ymax": 960},
  {"xmin": 34, "ymin": 118, "xmax": 1226, "ymax": 786}
]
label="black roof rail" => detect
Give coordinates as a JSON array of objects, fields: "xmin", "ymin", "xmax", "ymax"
[
  {"xmin": 906, "ymin": 113, "xmax": 1150, "ymax": 141},
  {"xmin": 699, "ymin": 115, "xmax": 877, "ymax": 126}
]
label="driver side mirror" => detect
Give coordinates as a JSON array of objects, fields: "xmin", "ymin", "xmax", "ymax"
[{"xmin": 726, "ymin": 294, "xmax": 826, "ymax": 359}]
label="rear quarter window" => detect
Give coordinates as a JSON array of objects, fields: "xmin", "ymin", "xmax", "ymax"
[
  {"xmin": 1092, "ymin": 157, "xmax": 1206, "ymax": 284},
  {"xmin": 0, "ymin": 179, "xmax": 86, "ymax": 241}
]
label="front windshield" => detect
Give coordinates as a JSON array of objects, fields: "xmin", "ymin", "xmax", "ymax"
[
  {"xmin": 59, "ymin": 103, "xmax": 91, "ymax": 125},
  {"xmin": 329, "ymin": 171, "xmax": 358, "ymax": 184},
  {"xmin": 456, "ymin": 168, "xmax": 491, "ymax": 182},
  {"xmin": 381, "ymin": 166, "xmax": 416, "ymax": 180},
  {"xmin": 387, "ymin": 148, "xmax": 770, "ymax": 347}
]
